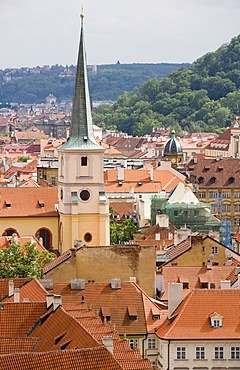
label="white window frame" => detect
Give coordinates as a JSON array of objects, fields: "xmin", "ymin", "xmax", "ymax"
[
  {"xmin": 215, "ymin": 346, "xmax": 224, "ymax": 359},
  {"xmin": 176, "ymin": 346, "xmax": 186, "ymax": 360},
  {"xmin": 213, "ymin": 319, "xmax": 220, "ymax": 328},
  {"xmin": 196, "ymin": 346, "xmax": 205, "ymax": 360},
  {"xmin": 148, "ymin": 338, "xmax": 156, "ymax": 349},
  {"xmin": 231, "ymin": 346, "xmax": 240, "ymax": 360},
  {"xmin": 129, "ymin": 338, "xmax": 138, "ymax": 350}
]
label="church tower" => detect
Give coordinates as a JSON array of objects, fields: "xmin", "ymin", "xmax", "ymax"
[{"xmin": 58, "ymin": 14, "xmax": 110, "ymax": 252}]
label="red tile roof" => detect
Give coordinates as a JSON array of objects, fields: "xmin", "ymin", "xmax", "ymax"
[
  {"xmin": 0, "ymin": 347, "xmax": 125, "ymax": 370},
  {"xmin": 156, "ymin": 289, "xmax": 240, "ymax": 339},
  {"xmin": 0, "ymin": 187, "xmax": 58, "ymax": 217}
]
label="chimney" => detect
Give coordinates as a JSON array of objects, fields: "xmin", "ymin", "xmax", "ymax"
[
  {"xmin": 53, "ymin": 295, "xmax": 62, "ymax": 310},
  {"xmin": 220, "ymin": 280, "xmax": 231, "ymax": 289},
  {"xmin": 38, "ymin": 279, "xmax": 53, "ymax": 290},
  {"xmin": 102, "ymin": 336, "xmax": 113, "ymax": 354},
  {"xmin": 111, "ymin": 278, "xmax": 121, "ymax": 290},
  {"xmin": 206, "ymin": 261, "xmax": 212, "ymax": 270},
  {"xmin": 8, "ymin": 280, "xmax": 14, "ymax": 296},
  {"xmin": 174, "ymin": 229, "xmax": 191, "ymax": 246},
  {"xmin": 156, "ymin": 214, "xmax": 169, "ymax": 228},
  {"xmin": 149, "ymin": 166, "xmax": 154, "ymax": 181},
  {"xmin": 14, "ymin": 288, "xmax": 20, "ymax": 303},
  {"xmin": 129, "ymin": 277, "xmax": 136, "ymax": 283},
  {"xmin": 117, "ymin": 167, "xmax": 124, "ymax": 181},
  {"xmin": 46, "ymin": 293, "xmax": 54, "ymax": 308},
  {"xmin": 168, "ymin": 283, "xmax": 183, "ymax": 317},
  {"xmin": 71, "ymin": 278, "xmax": 85, "ymax": 290}
]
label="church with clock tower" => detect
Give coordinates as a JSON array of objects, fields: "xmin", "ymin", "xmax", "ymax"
[{"xmin": 57, "ymin": 14, "xmax": 110, "ymax": 252}]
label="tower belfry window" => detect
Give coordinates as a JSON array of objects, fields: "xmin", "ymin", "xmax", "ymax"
[{"xmin": 81, "ymin": 156, "xmax": 87, "ymax": 166}]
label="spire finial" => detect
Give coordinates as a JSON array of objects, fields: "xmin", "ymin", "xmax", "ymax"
[{"xmin": 80, "ymin": 6, "xmax": 84, "ymax": 18}]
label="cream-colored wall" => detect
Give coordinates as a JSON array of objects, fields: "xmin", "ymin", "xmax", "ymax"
[
  {"xmin": 59, "ymin": 213, "xmax": 109, "ymax": 253},
  {"xmin": 45, "ymin": 245, "xmax": 156, "ymax": 298},
  {"xmin": 0, "ymin": 216, "xmax": 58, "ymax": 249},
  {"xmin": 160, "ymin": 339, "xmax": 240, "ymax": 370},
  {"xmin": 167, "ymin": 236, "xmax": 238, "ymax": 266}
]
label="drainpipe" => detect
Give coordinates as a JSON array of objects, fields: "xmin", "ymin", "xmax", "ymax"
[
  {"xmin": 142, "ymin": 334, "xmax": 148, "ymax": 360},
  {"xmin": 167, "ymin": 340, "xmax": 170, "ymax": 370}
]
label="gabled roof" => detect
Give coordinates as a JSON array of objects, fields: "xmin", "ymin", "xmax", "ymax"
[
  {"xmin": 50, "ymin": 281, "xmax": 167, "ymax": 335},
  {"xmin": 156, "ymin": 289, "xmax": 240, "ymax": 340}
]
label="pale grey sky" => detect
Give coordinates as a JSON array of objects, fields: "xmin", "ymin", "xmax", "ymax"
[{"xmin": 1, "ymin": 0, "xmax": 240, "ymax": 69}]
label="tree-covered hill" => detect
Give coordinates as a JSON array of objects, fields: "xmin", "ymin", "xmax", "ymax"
[
  {"xmin": 0, "ymin": 62, "xmax": 189, "ymax": 104},
  {"xmin": 93, "ymin": 35, "xmax": 240, "ymax": 136}
]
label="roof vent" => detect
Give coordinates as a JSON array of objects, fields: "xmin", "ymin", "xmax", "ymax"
[{"xmin": 111, "ymin": 278, "xmax": 121, "ymax": 290}]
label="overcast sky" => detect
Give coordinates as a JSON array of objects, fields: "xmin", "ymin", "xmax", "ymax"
[{"xmin": 1, "ymin": 0, "xmax": 240, "ymax": 69}]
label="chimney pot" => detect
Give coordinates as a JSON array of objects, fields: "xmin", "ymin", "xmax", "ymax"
[
  {"xmin": 8, "ymin": 280, "xmax": 14, "ymax": 296},
  {"xmin": 111, "ymin": 278, "xmax": 121, "ymax": 290},
  {"xmin": 14, "ymin": 288, "xmax": 20, "ymax": 303}
]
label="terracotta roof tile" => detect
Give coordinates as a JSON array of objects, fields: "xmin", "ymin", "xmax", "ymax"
[
  {"xmin": 157, "ymin": 289, "xmax": 240, "ymax": 340},
  {"xmin": 0, "ymin": 187, "xmax": 58, "ymax": 217},
  {"xmin": 0, "ymin": 347, "xmax": 125, "ymax": 370}
]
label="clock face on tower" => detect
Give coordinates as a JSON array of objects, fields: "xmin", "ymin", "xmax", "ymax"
[{"xmin": 79, "ymin": 189, "xmax": 91, "ymax": 201}]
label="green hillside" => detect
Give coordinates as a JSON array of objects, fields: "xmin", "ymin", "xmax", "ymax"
[
  {"xmin": 93, "ymin": 35, "xmax": 240, "ymax": 136},
  {"xmin": 0, "ymin": 63, "xmax": 189, "ymax": 104}
]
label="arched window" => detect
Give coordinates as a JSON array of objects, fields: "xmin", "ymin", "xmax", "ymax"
[
  {"xmin": 2, "ymin": 228, "xmax": 19, "ymax": 237},
  {"xmin": 81, "ymin": 156, "xmax": 88, "ymax": 166},
  {"xmin": 35, "ymin": 228, "xmax": 52, "ymax": 250}
]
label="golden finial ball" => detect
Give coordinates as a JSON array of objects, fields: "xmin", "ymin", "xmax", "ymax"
[{"xmin": 80, "ymin": 13, "xmax": 84, "ymax": 18}]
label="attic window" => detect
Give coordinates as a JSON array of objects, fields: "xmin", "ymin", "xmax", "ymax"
[
  {"xmin": 210, "ymin": 176, "xmax": 216, "ymax": 183},
  {"xmin": 152, "ymin": 314, "xmax": 160, "ymax": 320},
  {"xmin": 229, "ymin": 176, "xmax": 235, "ymax": 183},
  {"xmin": 38, "ymin": 200, "xmax": 45, "ymax": 208},
  {"xmin": 54, "ymin": 333, "xmax": 66, "ymax": 345},
  {"xmin": 198, "ymin": 176, "xmax": 204, "ymax": 184},
  {"xmin": 209, "ymin": 312, "xmax": 223, "ymax": 328},
  {"xmin": 151, "ymin": 307, "xmax": 160, "ymax": 320},
  {"xmin": 128, "ymin": 306, "xmax": 137, "ymax": 320},
  {"xmin": 138, "ymin": 182, "xmax": 142, "ymax": 186},
  {"xmin": 5, "ymin": 201, "xmax": 12, "ymax": 209},
  {"xmin": 101, "ymin": 307, "xmax": 111, "ymax": 321},
  {"xmin": 118, "ymin": 181, "xmax": 123, "ymax": 186},
  {"xmin": 60, "ymin": 340, "xmax": 72, "ymax": 350},
  {"xmin": 204, "ymin": 166, "xmax": 210, "ymax": 171}
]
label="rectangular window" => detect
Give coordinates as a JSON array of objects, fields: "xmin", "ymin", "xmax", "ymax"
[
  {"xmin": 148, "ymin": 338, "xmax": 156, "ymax": 349},
  {"xmin": 177, "ymin": 347, "xmax": 186, "ymax": 360},
  {"xmin": 212, "ymin": 246, "xmax": 218, "ymax": 254},
  {"xmin": 234, "ymin": 204, "xmax": 240, "ymax": 212},
  {"xmin": 222, "ymin": 204, "xmax": 230, "ymax": 212},
  {"xmin": 202, "ymin": 247, "xmax": 206, "ymax": 254},
  {"xmin": 199, "ymin": 192, "xmax": 206, "ymax": 198},
  {"xmin": 222, "ymin": 191, "xmax": 230, "ymax": 198},
  {"xmin": 81, "ymin": 156, "xmax": 88, "ymax": 166},
  {"xmin": 71, "ymin": 192, "xmax": 78, "ymax": 203},
  {"xmin": 215, "ymin": 346, "xmax": 224, "ymax": 359},
  {"xmin": 234, "ymin": 219, "xmax": 240, "ymax": 226},
  {"xmin": 234, "ymin": 192, "xmax": 240, "ymax": 198},
  {"xmin": 209, "ymin": 191, "xmax": 218, "ymax": 198},
  {"xmin": 231, "ymin": 346, "xmax": 240, "ymax": 359},
  {"xmin": 129, "ymin": 339, "xmax": 138, "ymax": 349},
  {"xmin": 51, "ymin": 177, "xmax": 56, "ymax": 186},
  {"xmin": 196, "ymin": 346, "xmax": 205, "ymax": 360},
  {"xmin": 213, "ymin": 319, "xmax": 220, "ymax": 327}
]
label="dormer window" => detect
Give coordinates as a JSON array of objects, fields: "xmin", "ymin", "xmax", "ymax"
[
  {"xmin": 138, "ymin": 182, "xmax": 142, "ymax": 186},
  {"xmin": 38, "ymin": 200, "xmax": 45, "ymax": 208},
  {"xmin": 5, "ymin": 201, "xmax": 12, "ymax": 209},
  {"xmin": 198, "ymin": 176, "xmax": 204, "ymax": 184},
  {"xmin": 128, "ymin": 306, "xmax": 137, "ymax": 320},
  {"xmin": 229, "ymin": 176, "xmax": 235, "ymax": 184},
  {"xmin": 209, "ymin": 312, "xmax": 223, "ymax": 328},
  {"xmin": 210, "ymin": 176, "xmax": 216, "ymax": 184},
  {"xmin": 101, "ymin": 307, "xmax": 111, "ymax": 322}
]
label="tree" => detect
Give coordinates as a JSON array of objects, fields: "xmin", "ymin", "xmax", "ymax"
[
  {"xmin": 110, "ymin": 219, "xmax": 139, "ymax": 245},
  {"xmin": 0, "ymin": 239, "xmax": 55, "ymax": 278}
]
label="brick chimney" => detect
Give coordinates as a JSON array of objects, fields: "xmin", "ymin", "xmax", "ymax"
[{"xmin": 8, "ymin": 280, "xmax": 14, "ymax": 296}]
